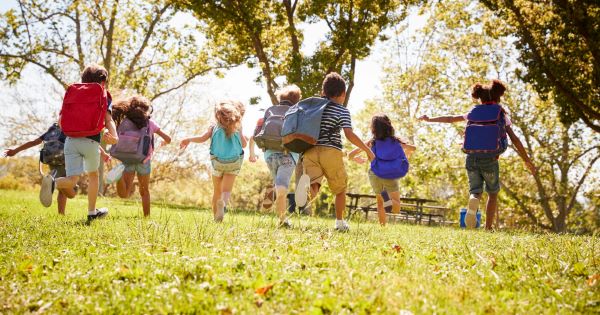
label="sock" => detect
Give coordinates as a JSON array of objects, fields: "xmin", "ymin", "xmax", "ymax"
[
  {"xmin": 222, "ymin": 192, "xmax": 231, "ymax": 206},
  {"xmin": 88, "ymin": 209, "xmax": 97, "ymax": 216}
]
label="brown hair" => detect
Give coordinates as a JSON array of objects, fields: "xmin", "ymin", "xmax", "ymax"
[
  {"xmin": 471, "ymin": 79, "xmax": 507, "ymax": 103},
  {"xmin": 322, "ymin": 72, "xmax": 346, "ymax": 98},
  {"xmin": 277, "ymin": 84, "xmax": 302, "ymax": 105},
  {"xmin": 81, "ymin": 64, "xmax": 108, "ymax": 84},
  {"xmin": 111, "ymin": 95, "xmax": 152, "ymax": 129},
  {"xmin": 215, "ymin": 100, "xmax": 244, "ymax": 137},
  {"xmin": 368, "ymin": 113, "xmax": 407, "ymax": 147}
]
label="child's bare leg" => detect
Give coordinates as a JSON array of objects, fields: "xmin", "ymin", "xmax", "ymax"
[
  {"xmin": 57, "ymin": 192, "xmax": 67, "ymax": 215},
  {"xmin": 87, "ymin": 171, "xmax": 99, "ymax": 211},
  {"xmin": 376, "ymin": 195, "xmax": 386, "ymax": 225},
  {"xmin": 275, "ymin": 186, "xmax": 288, "ymax": 221},
  {"xmin": 485, "ymin": 192, "xmax": 498, "ymax": 230},
  {"xmin": 116, "ymin": 172, "xmax": 135, "ymax": 198},
  {"xmin": 390, "ymin": 191, "xmax": 402, "ymax": 214},
  {"xmin": 211, "ymin": 175, "xmax": 223, "ymax": 215},
  {"xmin": 334, "ymin": 190, "xmax": 346, "ymax": 220},
  {"xmin": 56, "ymin": 175, "xmax": 79, "ymax": 198},
  {"xmin": 137, "ymin": 174, "xmax": 150, "ymax": 217},
  {"xmin": 220, "ymin": 174, "xmax": 237, "ymax": 207}
]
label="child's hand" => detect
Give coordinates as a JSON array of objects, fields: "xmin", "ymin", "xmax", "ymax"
[
  {"xmin": 103, "ymin": 132, "xmax": 118, "ymax": 145},
  {"xmin": 99, "ymin": 148, "xmax": 111, "ymax": 163},
  {"xmin": 3, "ymin": 149, "xmax": 16, "ymax": 157},
  {"xmin": 179, "ymin": 139, "xmax": 191, "ymax": 151},
  {"xmin": 352, "ymin": 156, "xmax": 367, "ymax": 164},
  {"xmin": 418, "ymin": 115, "xmax": 430, "ymax": 122},
  {"xmin": 366, "ymin": 150, "xmax": 376, "ymax": 162},
  {"xmin": 249, "ymin": 154, "xmax": 258, "ymax": 163}
]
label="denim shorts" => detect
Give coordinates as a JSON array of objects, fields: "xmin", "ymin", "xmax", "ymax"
[
  {"xmin": 266, "ymin": 152, "xmax": 296, "ymax": 188},
  {"xmin": 64, "ymin": 137, "xmax": 100, "ymax": 177},
  {"xmin": 465, "ymin": 156, "xmax": 500, "ymax": 194},
  {"xmin": 123, "ymin": 160, "xmax": 151, "ymax": 176},
  {"xmin": 211, "ymin": 155, "xmax": 243, "ymax": 177}
]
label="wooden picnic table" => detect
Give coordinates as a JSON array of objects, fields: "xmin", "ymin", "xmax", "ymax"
[{"xmin": 346, "ymin": 193, "xmax": 446, "ymax": 225}]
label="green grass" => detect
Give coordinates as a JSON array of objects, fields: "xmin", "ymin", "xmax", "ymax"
[{"xmin": 0, "ymin": 189, "xmax": 598, "ymax": 314}]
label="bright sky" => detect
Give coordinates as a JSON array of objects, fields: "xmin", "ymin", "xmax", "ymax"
[{"xmin": 0, "ymin": 1, "xmax": 401, "ymax": 142}]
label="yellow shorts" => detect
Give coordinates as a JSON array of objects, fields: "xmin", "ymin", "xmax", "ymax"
[{"xmin": 302, "ymin": 146, "xmax": 348, "ymax": 195}]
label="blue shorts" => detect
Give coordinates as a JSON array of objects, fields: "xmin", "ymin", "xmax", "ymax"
[
  {"xmin": 266, "ymin": 152, "xmax": 296, "ymax": 188},
  {"xmin": 465, "ymin": 156, "xmax": 500, "ymax": 194},
  {"xmin": 64, "ymin": 137, "xmax": 100, "ymax": 177},
  {"xmin": 123, "ymin": 160, "xmax": 151, "ymax": 176}
]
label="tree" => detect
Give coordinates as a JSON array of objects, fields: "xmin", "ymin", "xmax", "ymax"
[
  {"xmin": 479, "ymin": 0, "xmax": 600, "ymax": 132},
  {"xmin": 176, "ymin": 0, "xmax": 421, "ymax": 105}
]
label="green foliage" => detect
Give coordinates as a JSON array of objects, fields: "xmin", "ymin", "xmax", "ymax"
[
  {"xmin": 0, "ymin": 190, "xmax": 598, "ymax": 313},
  {"xmin": 479, "ymin": 0, "xmax": 600, "ymax": 132}
]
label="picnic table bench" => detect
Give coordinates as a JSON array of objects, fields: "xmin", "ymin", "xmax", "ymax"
[{"xmin": 346, "ymin": 193, "xmax": 452, "ymax": 225}]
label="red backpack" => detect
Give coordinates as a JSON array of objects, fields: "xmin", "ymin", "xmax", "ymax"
[{"xmin": 59, "ymin": 83, "xmax": 110, "ymax": 137}]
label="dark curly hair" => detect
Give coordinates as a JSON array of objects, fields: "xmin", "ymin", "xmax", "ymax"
[
  {"xmin": 471, "ymin": 79, "xmax": 507, "ymax": 103},
  {"xmin": 368, "ymin": 114, "xmax": 406, "ymax": 146},
  {"xmin": 322, "ymin": 72, "xmax": 346, "ymax": 98},
  {"xmin": 111, "ymin": 95, "xmax": 152, "ymax": 129}
]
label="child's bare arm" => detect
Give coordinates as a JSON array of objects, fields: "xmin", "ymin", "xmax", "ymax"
[
  {"xmin": 155, "ymin": 129, "xmax": 172, "ymax": 146},
  {"xmin": 248, "ymin": 136, "xmax": 258, "ymax": 162},
  {"xmin": 401, "ymin": 143, "xmax": 416, "ymax": 159},
  {"xmin": 180, "ymin": 126, "xmax": 213, "ymax": 150},
  {"xmin": 3, "ymin": 138, "xmax": 43, "ymax": 157},
  {"xmin": 506, "ymin": 126, "xmax": 536, "ymax": 175},
  {"xmin": 103, "ymin": 112, "xmax": 118, "ymax": 144},
  {"xmin": 343, "ymin": 128, "xmax": 375, "ymax": 161},
  {"xmin": 419, "ymin": 115, "xmax": 464, "ymax": 123},
  {"xmin": 240, "ymin": 130, "xmax": 248, "ymax": 148}
]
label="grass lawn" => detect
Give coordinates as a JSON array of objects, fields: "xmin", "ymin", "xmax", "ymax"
[{"xmin": 0, "ymin": 189, "xmax": 598, "ymax": 314}]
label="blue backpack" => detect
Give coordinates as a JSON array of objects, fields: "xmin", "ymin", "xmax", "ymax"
[
  {"xmin": 462, "ymin": 104, "xmax": 508, "ymax": 158},
  {"xmin": 281, "ymin": 97, "xmax": 330, "ymax": 153},
  {"xmin": 370, "ymin": 137, "xmax": 409, "ymax": 179}
]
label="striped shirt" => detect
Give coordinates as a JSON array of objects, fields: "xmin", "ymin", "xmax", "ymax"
[{"xmin": 316, "ymin": 101, "xmax": 352, "ymax": 150}]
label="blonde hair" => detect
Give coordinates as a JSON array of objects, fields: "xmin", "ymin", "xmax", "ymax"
[
  {"xmin": 277, "ymin": 84, "xmax": 302, "ymax": 104},
  {"xmin": 215, "ymin": 100, "xmax": 244, "ymax": 137}
]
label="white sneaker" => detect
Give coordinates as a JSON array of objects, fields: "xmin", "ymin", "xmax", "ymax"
[
  {"xmin": 295, "ymin": 174, "xmax": 310, "ymax": 208},
  {"xmin": 105, "ymin": 164, "xmax": 125, "ymax": 184},
  {"xmin": 215, "ymin": 199, "xmax": 225, "ymax": 222},
  {"xmin": 335, "ymin": 219, "xmax": 350, "ymax": 232},
  {"xmin": 466, "ymin": 196, "xmax": 479, "ymax": 228},
  {"xmin": 39, "ymin": 174, "xmax": 54, "ymax": 207}
]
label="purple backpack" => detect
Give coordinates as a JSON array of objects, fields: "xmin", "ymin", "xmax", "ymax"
[
  {"xmin": 463, "ymin": 104, "xmax": 508, "ymax": 158},
  {"xmin": 370, "ymin": 137, "xmax": 409, "ymax": 179},
  {"xmin": 109, "ymin": 118, "xmax": 151, "ymax": 164}
]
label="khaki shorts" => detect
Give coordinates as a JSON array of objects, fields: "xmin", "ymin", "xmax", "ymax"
[
  {"xmin": 302, "ymin": 146, "xmax": 347, "ymax": 194},
  {"xmin": 368, "ymin": 169, "xmax": 399, "ymax": 194}
]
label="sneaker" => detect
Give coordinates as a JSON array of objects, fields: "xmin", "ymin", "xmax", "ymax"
[
  {"xmin": 381, "ymin": 190, "xmax": 393, "ymax": 213},
  {"xmin": 262, "ymin": 185, "xmax": 275, "ymax": 209},
  {"xmin": 335, "ymin": 220, "xmax": 350, "ymax": 232},
  {"xmin": 215, "ymin": 199, "xmax": 225, "ymax": 222},
  {"xmin": 295, "ymin": 174, "xmax": 310, "ymax": 208},
  {"xmin": 87, "ymin": 208, "xmax": 109, "ymax": 221},
  {"xmin": 466, "ymin": 196, "xmax": 479, "ymax": 228},
  {"xmin": 279, "ymin": 219, "xmax": 292, "ymax": 229},
  {"xmin": 39, "ymin": 174, "xmax": 55, "ymax": 207}
]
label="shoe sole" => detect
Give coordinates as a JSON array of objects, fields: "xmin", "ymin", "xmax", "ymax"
[
  {"xmin": 295, "ymin": 174, "xmax": 310, "ymax": 207},
  {"xmin": 215, "ymin": 200, "xmax": 225, "ymax": 222},
  {"xmin": 39, "ymin": 175, "xmax": 53, "ymax": 207},
  {"xmin": 466, "ymin": 197, "xmax": 479, "ymax": 228}
]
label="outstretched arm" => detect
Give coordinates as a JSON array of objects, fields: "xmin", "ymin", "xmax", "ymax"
[
  {"xmin": 155, "ymin": 129, "xmax": 172, "ymax": 147},
  {"xmin": 180, "ymin": 126, "xmax": 213, "ymax": 150},
  {"xmin": 3, "ymin": 138, "xmax": 43, "ymax": 157},
  {"xmin": 343, "ymin": 128, "xmax": 375, "ymax": 161},
  {"xmin": 103, "ymin": 112, "xmax": 119, "ymax": 145},
  {"xmin": 418, "ymin": 114, "xmax": 464, "ymax": 123},
  {"xmin": 401, "ymin": 143, "xmax": 416, "ymax": 159},
  {"xmin": 506, "ymin": 126, "xmax": 536, "ymax": 175}
]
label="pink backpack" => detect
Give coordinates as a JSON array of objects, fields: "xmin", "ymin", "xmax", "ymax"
[{"xmin": 109, "ymin": 118, "xmax": 151, "ymax": 164}]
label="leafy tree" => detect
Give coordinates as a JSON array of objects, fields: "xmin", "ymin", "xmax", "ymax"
[
  {"xmin": 176, "ymin": 0, "xmax": 422, "ymax": 105},
  {"xmin": 479, "ymin": 0, "xmax": 600, "ymax": 132}
]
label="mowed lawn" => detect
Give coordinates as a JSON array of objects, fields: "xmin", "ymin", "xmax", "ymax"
[{"xmin": 0, "ymin": 189, "xmax": 597, "ymax": 314}]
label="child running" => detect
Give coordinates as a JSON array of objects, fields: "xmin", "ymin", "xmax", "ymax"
[
  {"xmin": 349, "ymin": 114, "xmax": 416, "ymax": 225},
  {"xmin": 110, "ymin": 96, "xmax": 172, "ymax": 217},
  {"xmin": 49, "ymin": 64, "xmax": 119, "ymax": 221},
  {"xmin": 3, "ymin": 123, "xmax": 69, "ymax": 214},
  {"xmin": 249, "ymin": 85, "xmax": 302, "ymax": 228},
  {"xmin": 419, "ymin": 79, "xmax": 536, "ymax": 230},
  {"xmin": 180, "ymin": 100, "xmax": 247, "ymax": 222}
]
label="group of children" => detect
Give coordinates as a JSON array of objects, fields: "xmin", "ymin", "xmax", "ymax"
[{"xmin": 3, "ymin": 64, "xmax": 535, "ymax": 230}]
